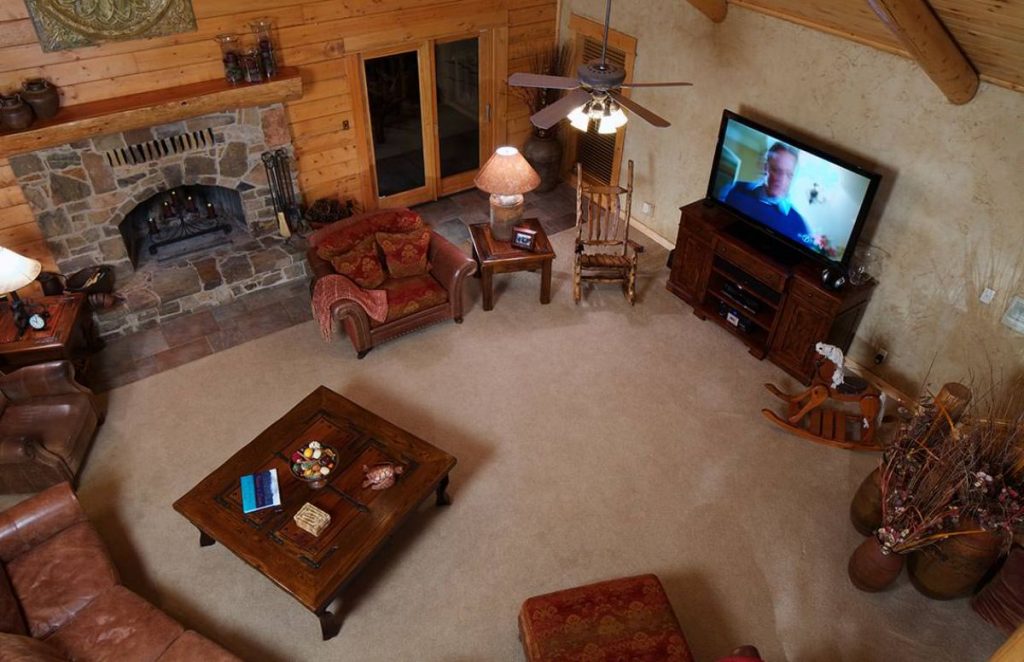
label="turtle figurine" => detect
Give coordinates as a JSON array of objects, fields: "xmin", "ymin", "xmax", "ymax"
[{"xmin": 362, "ymin": 463, "xmax": 404, "ymax": 490}]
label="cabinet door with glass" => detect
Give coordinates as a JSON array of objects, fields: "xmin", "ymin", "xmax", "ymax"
[{"xmin": 355, "ymin": 33, "xmax": 495, "ymax": 208}]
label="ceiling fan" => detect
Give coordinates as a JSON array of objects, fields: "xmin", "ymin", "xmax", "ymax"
[{"xmin": 508, "ymin": 0, "xmax": 692, "ymax": 133}]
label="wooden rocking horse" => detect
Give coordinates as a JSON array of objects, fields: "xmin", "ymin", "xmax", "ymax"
[{"xmin": 762, "ymin": 343, "xmax": 885, "ymax": 451}]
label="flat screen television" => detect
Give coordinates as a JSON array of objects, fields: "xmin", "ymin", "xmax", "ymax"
[{"xmin": 706, "ymin": 110, "xmax": 881, "ymax": 270}]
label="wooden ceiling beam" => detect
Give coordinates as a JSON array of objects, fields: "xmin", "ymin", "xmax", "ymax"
[
  {"xmin": 686, "ymin": 0, "xmax": 728, "ymax": 23},
  {"xmin": 866, "ymin": 0, "xmax": 978, "ymax": 104}
]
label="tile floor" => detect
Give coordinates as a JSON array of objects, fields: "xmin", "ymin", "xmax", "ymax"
[{"xmin": 89, "ymin": 185, "xmax": 577, "ymax": 391}]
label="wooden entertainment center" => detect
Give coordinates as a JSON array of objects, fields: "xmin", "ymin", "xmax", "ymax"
[{"xmin": 667, "ymin": 200, "xmax": 874, "ymax": 384}]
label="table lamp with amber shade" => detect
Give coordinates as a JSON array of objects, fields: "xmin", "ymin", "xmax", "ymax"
[
  {"xmin": 0, "ymin": 247, "xmax": 42, "ymax": 337},
  {"xmin": 474, "ymin": 146, "xmax": 541, "ymax": 241}
]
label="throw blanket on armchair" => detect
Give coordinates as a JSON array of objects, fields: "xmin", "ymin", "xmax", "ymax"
[{"xmin": 312, "ymin": 275, "xmax": 388, "ymax": 342}]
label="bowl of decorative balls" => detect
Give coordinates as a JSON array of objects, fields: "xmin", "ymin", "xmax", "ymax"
[{"xmin": 290, "ymin": 441, "xmax": 338, "ymax": 489}]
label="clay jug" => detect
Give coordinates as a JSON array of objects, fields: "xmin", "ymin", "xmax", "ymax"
[
  {"xmin": 521, "ymin": 131, "xmax": 562, "ymax": 193},
  {"xmin": 849, "ymin": 536, "xmax": 904, "ymax": 592},
  {"xmin": 0, "ymin": 94, "xmax": 34, "ymax": 131},
  {"xmin": 20, "ymin": 78, "xmax": 59, "ymax": 119},
  {"xmin": 850, "ymin": 467, "xmax": 883, "ymax": 537},
  {"xmin": 908, "ymin": 524, "xmax": 1005, "ymax": 600}
]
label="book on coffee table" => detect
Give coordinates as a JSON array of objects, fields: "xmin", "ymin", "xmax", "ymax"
[{"xmin": 240, "ymin": 468, "xmax": 281, "ymax": 513}]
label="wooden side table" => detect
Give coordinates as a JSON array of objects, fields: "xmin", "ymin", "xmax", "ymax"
[
  {"xmin": 468, "ymin": 219, "xmax": 556, "ymax": 311},
  {"xmin": 0, "ymin": 293, "xmax": 96, "ymax": 376}
]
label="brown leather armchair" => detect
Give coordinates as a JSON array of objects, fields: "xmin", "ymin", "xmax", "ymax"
[
  {"xmin": 0, "ymin": 483, "xmax": 239, "ymax": 659},
  {"xmin": 0, "ymin": 361, "xmax": 101, "ymax": 494},
  {"xmin": 307, "ymin": 211, "xmax": 477, "ymax": 358}
]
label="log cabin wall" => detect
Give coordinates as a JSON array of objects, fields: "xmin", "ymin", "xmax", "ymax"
[{"xmin": 0, "ymin": 0, "xmax": 557, "ymax": 273}]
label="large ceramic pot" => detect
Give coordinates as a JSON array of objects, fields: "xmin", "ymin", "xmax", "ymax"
[
  {"xmin": 850, "ymin": 466, "xmax": 883, "ymax": 537},
  {"xmin": 20, "ymin": 78, "xmax": 60, "ymax": 119},
  {"xmin": 0, "ymin": 94, "xmax": 34, "ymax": 131},
  {"xmin": 908, "ymin": 524, "xmax": 1005, "ymax": 600},
  {"xmin": 521, "ymin": 131, "xmax": 562, "ymax": 193},
  {"xmin": 849, "ymin": 536, "xmax": 904, "ymax": 592}
]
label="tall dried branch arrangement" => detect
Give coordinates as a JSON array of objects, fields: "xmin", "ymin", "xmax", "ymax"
[
  {"xmin": 877, "ymin": 375, "xmax": 1024, "ymax": 555},
  {"xmin": 510, "ymin": 42, "xmax": 572, "ymax": 135},
  {"xmin": 877, "ymin": 391, "xmax": 975, "ymax": 554},
  {"xmin": 962, "ymin": 373, "xmax": 1024, "ymax": 539}
]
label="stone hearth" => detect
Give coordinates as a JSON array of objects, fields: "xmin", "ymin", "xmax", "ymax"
[{"xmin": 9, "ymin": 104, "xmax": 307, "ymax": 336}]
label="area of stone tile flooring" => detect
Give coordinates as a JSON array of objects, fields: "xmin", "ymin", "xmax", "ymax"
[{"xmin": 89, "ymin": 185, "xmax": 577, "ymax": 391}]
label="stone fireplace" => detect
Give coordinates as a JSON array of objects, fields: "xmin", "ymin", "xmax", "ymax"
[{"xmin": 9, "ymin": 103, "xmax": 307, "ymax": 337}]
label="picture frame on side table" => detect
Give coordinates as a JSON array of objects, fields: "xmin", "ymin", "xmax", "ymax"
[{"xmin": 510, "ymin": 226, "xmax": 538, "ymax": 251}]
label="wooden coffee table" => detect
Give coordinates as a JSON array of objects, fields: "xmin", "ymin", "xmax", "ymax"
[
  {"xmin": 172, "ymin": 386, "xmax": 456, "ymax": 640},
  {"xmin": 469, "ymin": 218, "xmax": 556, "ymax": 310}
]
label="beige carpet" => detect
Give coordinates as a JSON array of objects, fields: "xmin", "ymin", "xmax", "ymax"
[{"xmin": 2, "ymin": 230, "xmax": 1004, "ymax": 661}]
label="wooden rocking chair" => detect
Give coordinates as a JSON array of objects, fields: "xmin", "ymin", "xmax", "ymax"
[
  {"xmin": 761, "ymin": 350, "xmax": 884, "ymax": 451},
  {"xmin": 573, "ymin": 160, "xmax": 643, "ymax": 305}
]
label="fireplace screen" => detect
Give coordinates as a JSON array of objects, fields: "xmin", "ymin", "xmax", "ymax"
[{"xmin": 119, "ymin": 185, "xmax": 243, "ymax": 268}]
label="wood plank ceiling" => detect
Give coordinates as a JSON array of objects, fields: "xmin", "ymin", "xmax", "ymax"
[{"xmin": 722, "ymin": 0, "xmax": 1024, "ymax": 95}]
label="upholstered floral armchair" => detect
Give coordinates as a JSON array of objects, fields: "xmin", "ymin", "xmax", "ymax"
[{"xmin": 306, "ymin": 208, "xmax": 476, "ymax": 358}]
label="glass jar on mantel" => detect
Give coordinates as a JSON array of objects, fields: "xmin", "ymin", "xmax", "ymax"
[
  {"xmin": 250, "ymin": 18, "xmax": 278, "ymax": 79},
  {"xmin": 215, "ymin": 33, "xmax": 244, "ymax": 84}
]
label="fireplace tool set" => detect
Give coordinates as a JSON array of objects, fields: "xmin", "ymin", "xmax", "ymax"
[{"xmin": 262, "ymin": 149, "xmax": 303, "ymax": 238}]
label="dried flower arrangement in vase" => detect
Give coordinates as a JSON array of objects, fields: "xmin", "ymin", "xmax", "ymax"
[
  {"xmin": 513, "ymin": 43, "xmax": 572, "ymax": 192},
  {"xmin": 849, "ymin": 377, "xmax": 1024, "ymax": 597}
]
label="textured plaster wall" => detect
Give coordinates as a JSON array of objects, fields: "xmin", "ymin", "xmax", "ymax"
[{"xmin": 561, "ymin": 0, "xmax": 1024, "ymax": 395}]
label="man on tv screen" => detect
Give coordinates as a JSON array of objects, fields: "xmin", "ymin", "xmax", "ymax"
[{"xmin": 719, "ymin": 142, "xmax": 811, "ymax": 244}]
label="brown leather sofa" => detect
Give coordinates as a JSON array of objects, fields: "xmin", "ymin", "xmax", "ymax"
[
  {"xmin": 0, "ymin": 361, "xmax": 101, "ymax": 494},
  {"xmin": 307, "ymin": 209, "xmax": 477, "ymax": 358},
  {"xmin": 0, "ymin": 482, "xmax": 239, "ymax": 660}
]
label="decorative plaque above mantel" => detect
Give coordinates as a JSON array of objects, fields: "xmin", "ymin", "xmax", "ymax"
[{"xmin": 24, "ymin": 0, "xmax": 197, "ymax": 52}]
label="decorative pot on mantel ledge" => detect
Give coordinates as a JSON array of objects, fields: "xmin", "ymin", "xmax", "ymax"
[
  {"xmin": 21, "ymin": 78, "xmax": 60, "ymax": 120},
  {"xmin": 0, "ymin": 94, "xmax": 34, "ymax": 131}
]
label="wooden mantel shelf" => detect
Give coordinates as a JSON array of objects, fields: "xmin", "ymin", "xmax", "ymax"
[{"xmin": 0, "ymin": 67, "xmax": 303, "ymax": 159}]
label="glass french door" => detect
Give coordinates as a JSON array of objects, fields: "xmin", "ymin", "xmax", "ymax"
[
  {"xmin": 363, "ymin": 45, "xmax": 432, "ymax": 206},
  {"xmin": 434, "ymin": 36, "xmax": 484, "ymax": 195},
  {"xmin": 358, "ymin": 33, "xmax": 493, "ymax": 208}
]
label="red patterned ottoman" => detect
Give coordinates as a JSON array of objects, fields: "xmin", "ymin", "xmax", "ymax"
[{"xmin": 518, "ymin": 574, "xmax": 694, "ymax": 662}]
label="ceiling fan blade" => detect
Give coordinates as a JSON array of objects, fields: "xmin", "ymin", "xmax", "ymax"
[
  {"xmin": 610, "ymin": 91, "xmax": 671, "ymax": 128},
  {"xmin": 620, "ymin": 81, "xmax": 693, "ymax": 88},
  {"xmin": 508, "ymin": 73, "xmax": 580, "ymax": 90},
  {"xmin": 530, "ymin": 88, "xmax": 591, "ymax": 130}
]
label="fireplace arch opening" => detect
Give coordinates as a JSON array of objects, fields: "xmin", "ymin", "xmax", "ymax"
[{"xmin": 119, "ymin": 184, "xmax": 246, "ymax": 269}]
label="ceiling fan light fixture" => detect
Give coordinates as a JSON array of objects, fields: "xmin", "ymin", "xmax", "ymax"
[
  {"xmin": 610, "ymin": 106, "xmax": 628, "ymax": 128},
  {"xmin": 597, "ymin": 98, "xmax": 628, "ymax": 133},
  {"xmin": 509, "ymin": 0, "xmax": 688, "ymax": 132},
  {"xmin": 597, "ymin": 110, "xmax": 623, "ymax": 134},
  {"xmin": 568, "ymin": 104, "xmax": 591, "ymax": 131}
]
